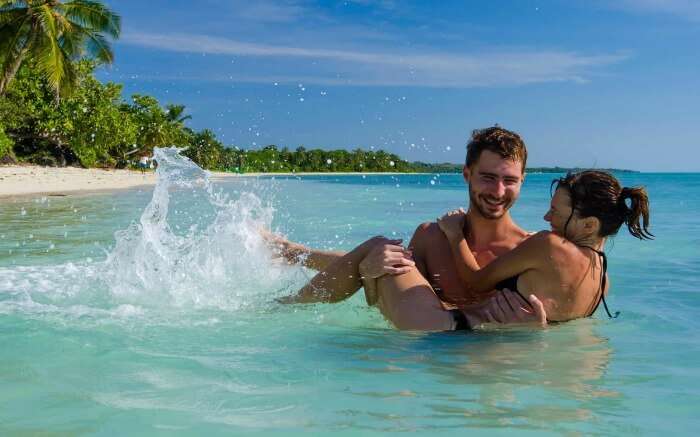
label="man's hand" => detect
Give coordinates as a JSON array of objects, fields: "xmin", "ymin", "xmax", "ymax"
[
  {"xmin": 437, "ymin": 209, "xmax": 467, "ymax": 241},
  {"xmin": 473, "ymin": 290, "xmax": 548, "ymax": 328},
  {"xmin": 359, "ymin": 238, "xmax": 415, "ymax": 279}
]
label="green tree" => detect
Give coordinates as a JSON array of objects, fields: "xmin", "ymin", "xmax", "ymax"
[
  {"xmin": 0, "ymin": 0, "xmax": 121, "ymax": 99},
  {"xmin": 63, "ymin": 63, "xmax": 137, "ymax": 167},
  {"xmin": 125, "ymin": 95, "xmax": 190, "ymax": 154},
  {"xmin": 165, "ymin": 104, "xmax": 192, "ymax": 126},
  {"xmin": 0, "ymin": 60, "xmax": 137, "ymax": 167},
  {"xmin": 0, "ymin": 121, "xmax": 14, "ymax": 160},
  {"xmin": 182, "ymin": 129, "xmax": 223, "ymax": 170}
]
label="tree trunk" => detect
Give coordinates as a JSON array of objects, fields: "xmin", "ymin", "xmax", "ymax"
[
  {"xmin": 0, "ymin": 23, "xmax": 38, "ymax": 96},
  {"xmin": 0, "ymin": 50, "xmax": 28, "ymax": 96}
]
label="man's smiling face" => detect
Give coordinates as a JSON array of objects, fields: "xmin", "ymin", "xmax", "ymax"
[{"xmin": 463, "ymin": 150, "xmax": 524, "ymax": 220}]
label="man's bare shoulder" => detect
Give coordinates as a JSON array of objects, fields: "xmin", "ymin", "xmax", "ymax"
[
  {"xmin": 414, "ymin": 221, "xmax": 445, "ymax": 238},
  {"xmin": 410, "ymin": 221, "xmax": 446, "ymax": 248},
  {"xmin": 515, "ymin": 226, "xmax": 536, "ymax": 243}
]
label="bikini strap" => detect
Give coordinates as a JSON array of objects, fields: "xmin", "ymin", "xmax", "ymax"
[{"xmin": 584, "ymin": 248, "xmax": 620, "ymax": 319}]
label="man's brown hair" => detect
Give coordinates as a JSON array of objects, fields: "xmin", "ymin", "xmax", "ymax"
[{"xmin": 465, "ymin": 126, "xmax": 528, "ymax": 173}]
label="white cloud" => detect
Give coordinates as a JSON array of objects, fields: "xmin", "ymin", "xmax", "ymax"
[{"xmin": 121, "ymin": 31, "xmax": 629, "ymax": 88}]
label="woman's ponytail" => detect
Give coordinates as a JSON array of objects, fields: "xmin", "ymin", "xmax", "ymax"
[{"xmin": 619, "ymin": 187, "xmax": 653, "ymax": 240}]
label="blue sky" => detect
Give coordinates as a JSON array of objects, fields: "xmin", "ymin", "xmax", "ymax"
[{"xmin": 99, "ymin": 0, "xmax": 700, "ymax": 171}]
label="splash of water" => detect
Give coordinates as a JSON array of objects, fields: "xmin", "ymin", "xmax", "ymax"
[
  {"xmin": 102, "ymin": 147, "xmax": 299, "ymax": 309},
  {"xmin": 0, "ymin": 147, "xmax": 304, "ymax": 319}
]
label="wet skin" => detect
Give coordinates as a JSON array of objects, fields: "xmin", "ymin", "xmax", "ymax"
[{"xmin": 408, "ymin": 151, "xmax": 530, "ymax": 305}]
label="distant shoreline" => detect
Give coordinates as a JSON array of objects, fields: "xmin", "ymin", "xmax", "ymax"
[
  {"xmin": 0, "ymin": 165, "xmax": 428, "ymax": 198},
  {"xmin": 0, "ymin": 164, "xmax": 644, "ymax": 199}
]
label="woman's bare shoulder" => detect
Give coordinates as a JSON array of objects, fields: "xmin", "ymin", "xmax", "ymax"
[
  {"xmin": 523, "ymin": 230, "xmax": 559, "ymax": 246},
  {"xmin": 520, "ymin": 231, "xmax": 576, "ymax": 261}
]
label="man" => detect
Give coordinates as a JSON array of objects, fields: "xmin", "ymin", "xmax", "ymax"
[
  {"xmin": 362, "ymin": 126, "xmax": 530, "ymax": 307},
  {"xmin": 270, "ymin": 126, "xmax": 545, "ymax": 326}
]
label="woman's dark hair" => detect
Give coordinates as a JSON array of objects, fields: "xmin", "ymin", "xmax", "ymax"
[{"xmin": 552, "ymin": 170, "xmax": 653, "ymax": 240}]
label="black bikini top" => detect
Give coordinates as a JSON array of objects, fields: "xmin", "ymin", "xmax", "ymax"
[
  {"xmin": 495, "ymin": 247, "xmax": 619, "ymax": 320},
  {"xmin": 582, "ymin": 247, "xmax": 619, "ymax": 319}
]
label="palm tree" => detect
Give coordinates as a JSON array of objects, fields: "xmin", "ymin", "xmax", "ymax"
[
  {"xmin": 0, "ymin": 0, "xmax": 120, "ymax": 99},
  {"xmin": 165, "ymin": 104, "xmax": 192, "ymax": 126}
]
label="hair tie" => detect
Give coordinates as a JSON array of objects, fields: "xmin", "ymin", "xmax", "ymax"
[{"xmin": 618, "ymin": 187, "xmax": 632, "ymax": 215}]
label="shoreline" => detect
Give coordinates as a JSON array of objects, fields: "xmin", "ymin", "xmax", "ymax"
[
  {"xmin": 0, "ymin": 165, "xmax": 430, "ymax": 199},
  {"xmin": 2, "ymin": 164, "xmax": 663, "ymax": 199}
]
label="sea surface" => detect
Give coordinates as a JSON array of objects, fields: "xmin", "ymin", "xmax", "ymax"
[{"xmin": 1, "ymin": 149, "xmax": 698, "ymax": 435}]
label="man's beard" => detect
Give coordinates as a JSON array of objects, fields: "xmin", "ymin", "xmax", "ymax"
[{"xmin": 468, "ymin": 185, "xmax": 512, "ymax": 220}]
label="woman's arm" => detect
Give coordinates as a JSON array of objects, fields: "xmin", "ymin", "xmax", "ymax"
[
  {"xmin": 453, "ymin": 232, "xmax": 552, "ymax": 295},
  {"xmin": 438, "ymin": 213, "xmax": 552, "ymax": 296}
]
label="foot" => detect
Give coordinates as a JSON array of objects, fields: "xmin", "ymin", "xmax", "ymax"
[{"xmin": 260, "ymin": 228, "xmax": 308, "ymax": 264}]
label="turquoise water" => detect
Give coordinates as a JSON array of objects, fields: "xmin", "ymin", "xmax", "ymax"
[{"xmin": 1, "ymin": 150, "xmax": 698, "ymax": 435}]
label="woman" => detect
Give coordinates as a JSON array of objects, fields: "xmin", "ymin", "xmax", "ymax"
[{"xmin": 275, "ymin": 170, "xmax": 652, "ymax": 331}]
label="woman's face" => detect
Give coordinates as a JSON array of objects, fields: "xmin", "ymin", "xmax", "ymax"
[{"xmin": 544, "ymin": 187, "xmax": 576, "ymax": 237}]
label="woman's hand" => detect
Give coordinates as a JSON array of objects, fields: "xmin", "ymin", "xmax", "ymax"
[{"xmin": 437, "ymin": 208, "xmax": 467, "ymax": 241}]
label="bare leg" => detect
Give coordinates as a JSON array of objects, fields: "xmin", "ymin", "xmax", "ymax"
[
  {"xmin": 262, "ymin": 230, "xmax": 346, "ymax": 271},
  {"xmin": 372, "ymin": 268, "xmax": 456, "ymax": 331},
  {"xmin": 362, "ymin": 272, "xmax": 380, "ymax": 307},
  {"xmin": 279, "ymin": 237, "xmax": 385, "ymax": 304}
]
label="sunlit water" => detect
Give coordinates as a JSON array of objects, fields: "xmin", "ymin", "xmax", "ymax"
[{"xmin": 1, "ymin": 149, "xmax": 698, "ymax": 435}]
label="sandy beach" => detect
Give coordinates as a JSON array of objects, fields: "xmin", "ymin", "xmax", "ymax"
[
  {"xmin": 0, "ymin": 165, "xmax": 160, "ymax": 198},
  {"xmin": 0, "ymin": 165, "xmax": 427, "ymax": 198},
  {"xmin": 0, "ymin": 165, "xmax": 242, "ymax": 198}
]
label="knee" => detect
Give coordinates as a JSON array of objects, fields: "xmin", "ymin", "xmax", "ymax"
[{"xmin": 364, "ymin": 235, "xmax": 390, "ymax": 248}]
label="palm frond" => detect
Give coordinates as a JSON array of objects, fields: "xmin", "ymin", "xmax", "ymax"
[
  {"xmin": 32, "ymin": 4, "xmax": 58, "ymax": 40},
  {"xmin": 57, "ymin": 22, "xmax": 86, "ymax": 59},
  {"xmin": 79, "ymin": 28, "xmax": 112, "ymax": 63},
  {"xmin": 33, "ymin": 30, "xmax": 65, "ymax": 92},
  {"xmin": 61, "ymin": 0, "xmax": 120, "ymax": 38},
  {"xmin": 57, "ymin": 45, "xmax": 78, "ymax": 96},
  {"xmin": 1, "ymin": 0, "xmax": 120, "ymax": 97}
]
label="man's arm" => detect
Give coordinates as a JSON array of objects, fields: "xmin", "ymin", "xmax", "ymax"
[
  {"xmin": 407, "ymin": 222, "xmax": 431, "ymax": 278},
  {"xmin": 463, "ymin": 291, "xmax": 548, "ymax": 328}
]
